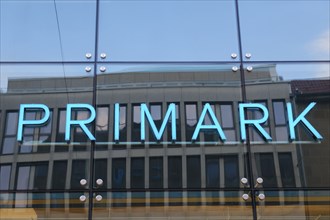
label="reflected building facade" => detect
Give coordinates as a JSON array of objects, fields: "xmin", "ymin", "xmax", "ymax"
[{"xmin": 0, "ymin": 0, "xmax": 329, "ymax": 219}]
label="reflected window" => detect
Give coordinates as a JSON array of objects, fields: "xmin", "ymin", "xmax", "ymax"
[
  {"xmin": 15, "ymin": 163, "xmax": 48, "ymax": 190},
  {"xmin": 112, "ymin": 158, "xmax": 126, "ymax": 189},
  {"xmin": 16, "ymin": 166, "xmax": 31, "ymax": 190},
  {"xmin": 273, "ymin": 100, "xmax": 288, "ymax": 141},
  {"xmin": 52, "ymin": 161, "xmax": 67, "ymax": 189},
  {"xmin": 95, "ymin": 159, "xmax": 107, "ymax": 189},
  {"xmin": 206, "ymin": 156, "xmax": 219, "ymax": 188},
  {"xmin": 131, "ymin": 158, "xmax": 144, "ymax": 189},
  {"xmin": 132, "ymin": 104, "xmax": 141, "ymax": 142},
  {"xmin": 149, "ymin": 157, "xmax": 163, "ymax": 188},
  {"xmin": 37, "ymin": 111, "xmax": 53, "ymax": 153},
  {"xmin": 20, "ymin": 112, "xmax": 36, "ymax": 153},
  {"xmin": 71, "ymin": 160, "xmax": 87, "ymax": 189},
  {"xmin": 187, "ymin": 156, "xmax": 201, "ymax": 188},
  {"xmin": 220, "ymin": 104, "xmax": 236, "ymax": 142},
  {"xmin": 116, "ymin": 104, "xmax": 127, "ymax": 142},
  {"xmin": 1, "ymin": 111, "xmax": 18, "ymax": 154},
  {"xmin": 204, "ymin": 103, "xmax": 218, "ymax": 142},
  {"xmin": 150, "ymin": 103, "xmax": 162, "ymax": 142},
  {"xmin": 185, "ymin": 103, "xmax": 198, "ymax": 141},
  {"xmin": 250, "ymin": 101, "xmax": 270, "ymax": 142},
  {"xmin": 224, "ymin": 155, "xmax": 239, "ymax": 188},
  {"xmin": 255, "ymin": 153, "xmax": 277, "ymax": 187},
  {"xmin": 73, "ymin": 110, "xmax": 90, "ymax": 150},
  {"xmin": 279, "ymin": 153, "xmax": 296, "ymax": 187},
  {"xmin": 33, "ymin": 164, "xmax": 48, "ymax": 190},
  {"xmin": 167, "ymin": 103, "xmax": 181, "ymax": 142},
  {"xmin": 55, "ymin": 109, "xmax": 67, "ymax": 152},
  {"xmin": 95, "ymin": 106, "xmax": 109, "ymax": 144},
  {"xmin": 168, "ymin": 156, "xmax": 182, "ymax": 188},
  {"xmin": 0, "ymin": 165, "xmax": 11, "ymax": 190}
]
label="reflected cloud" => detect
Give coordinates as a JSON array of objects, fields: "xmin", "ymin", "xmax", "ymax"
[{"xmin": 309, "ymin": 29, "xmax": 330, "ymax": 58}]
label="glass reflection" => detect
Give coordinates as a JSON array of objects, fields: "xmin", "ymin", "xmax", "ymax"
[
  {"xmin": 0, "ymin": 193, "xmax": 89, "ymax": 219},
  {"xmin": 245, "ymin": 63, "xmax": 329, "ymax": 188},
  {"xmin": 98, "ymin": 0, "xmax": 239, "ymax": 61},
  {"xmin": 0, "ymin": 0, "xmax": 96, "ymax": 61},
  {"xmin": 239, "ymin": 0, "xmax": 330, "ymax": 61},
  {"xmin": 257, "ymin": 190, "xmax": 330, "ymax": 219}
]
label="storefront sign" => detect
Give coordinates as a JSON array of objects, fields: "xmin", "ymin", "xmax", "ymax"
[{"xmin": 16, "ymin": 102, "xmax": 323, "ymax": 142}]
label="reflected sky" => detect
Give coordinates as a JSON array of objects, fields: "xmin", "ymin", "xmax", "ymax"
[
  {"xmin": 0, "ymin": 0, "xmax": 329, "ymax": 90},
  {"xmin": 239, "ymin": 0, "xmax": 330, "ymax": 61}
]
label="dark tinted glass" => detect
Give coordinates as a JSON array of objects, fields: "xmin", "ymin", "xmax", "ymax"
[
  {"xmin": 71, "ymin": 160, "xmax": 87, "ymax": 189},
  {"xmin": 255, "ymin": 153, "xmax": 277, "ymax": 188},
  {"xmin": 224, "ymin": 156, "xmax": 239, "ymax": 188},
  {"xmin": 149, "ymin": 157, "xmax": 163, "ymax": 189},
  {"xmin": 112, "ymin": 158, "xmax": 126, "ymax": 189},
  {"xmin": 52, "ymin": 161, "xmax": 67, "ymax": 189},
  {"xmin": 279, "ymin": 153, "xmax": 296, "ymax": 187},
  {"xmin": 206, "ymin": 156, "xmax": 219, "ymax": 188},
  {"xmin": 168, "ymin": 157, "xmax": 182, "ymax": 189},
  {"xmin": 131, "ymin": 158, "xmax": 145, "ymax": 189},
  {"xmin": 187, "ymin": 156, "xmax": 201, "ymax": 188}
]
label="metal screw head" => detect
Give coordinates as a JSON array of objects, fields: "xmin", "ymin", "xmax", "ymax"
[
  {"xmin": 256, "ymin": 177, "xmax": 263, "ymax": 185},
  {"xmin": 232, "ymin": 66, "xmax": 239, "ymax": 72},
  {"xmin": 85, "ymin": 66, "xmax": 92, "ymax": 72},
  {"xmin": 96, "ymin": 179, "xmax": 103, "ymax": 186},
  {"xmin": 95, "ymin": 195, "xmax": 103, "ymax": 202},
  {"xmin": 258, "ymin": 193, "xmax": 265, "ymax": 201},
  {"xmin": 79, "ymin": 195, "xmax": 87, "ymax": 202},
  {"xmin": 85, "ymin": 53, "xmax": 92, "ymax": 59},
  {"xmin": 100, "ymin": 66, "xmax": 106, "ymax": 72},
  {"xmin": 80, "ymin": 179, "xmax": 87, "ymax": 186},
  {"xmin": 246, "ymin": 66, "xmax": 253, "ymax": 72},
  {"xmin": 242, "ymin": 194, "xmax": 249, "ymax": 201},
  {"xmin": 245, "ymin": 53, "xmax": 252, "ymax": 59},
  {"xmin": 231, "ymin": 53, "xmax": 237, "ymax": 59},
  {"xmin": 240, "ymin": 177, "xmax": 248, "ymax": 185},
  {"xmin": 100, "ymin": 53, "xmax": 107, "ymax": 59}
]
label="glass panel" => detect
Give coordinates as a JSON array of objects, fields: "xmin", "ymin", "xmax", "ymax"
[
  {"xmin": 98, "ymin": 0, "xmax": 239, "ymax": 61},
  {"xmin": 257, "ymin": 190, "xmax": 330, "ymax": 220},
  {"xmin": 0, "ymin": 64, "xmax": 93, "ymax": 190},
  {"xmin": 0, "ymin": 192, "xmax": 89, "ymax": 219},
  {"xmin": 239, "ymin": 0, "xmax": 330, "ymax": 61},
  {"xmin": 0, "ymin": 0, "xmax": 96, "ymax": 61},
  {"xmin": 245, "ymin": 63, "xmax": 330, "ymax": 188},
  {"xmin": 93, "ymin": 190, "xmax": 253, "ymax": 219}
]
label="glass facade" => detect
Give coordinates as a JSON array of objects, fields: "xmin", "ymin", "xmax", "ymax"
[{"xmin": 0, "ymin": 0, "xmax": 329, "ymax": 219}]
